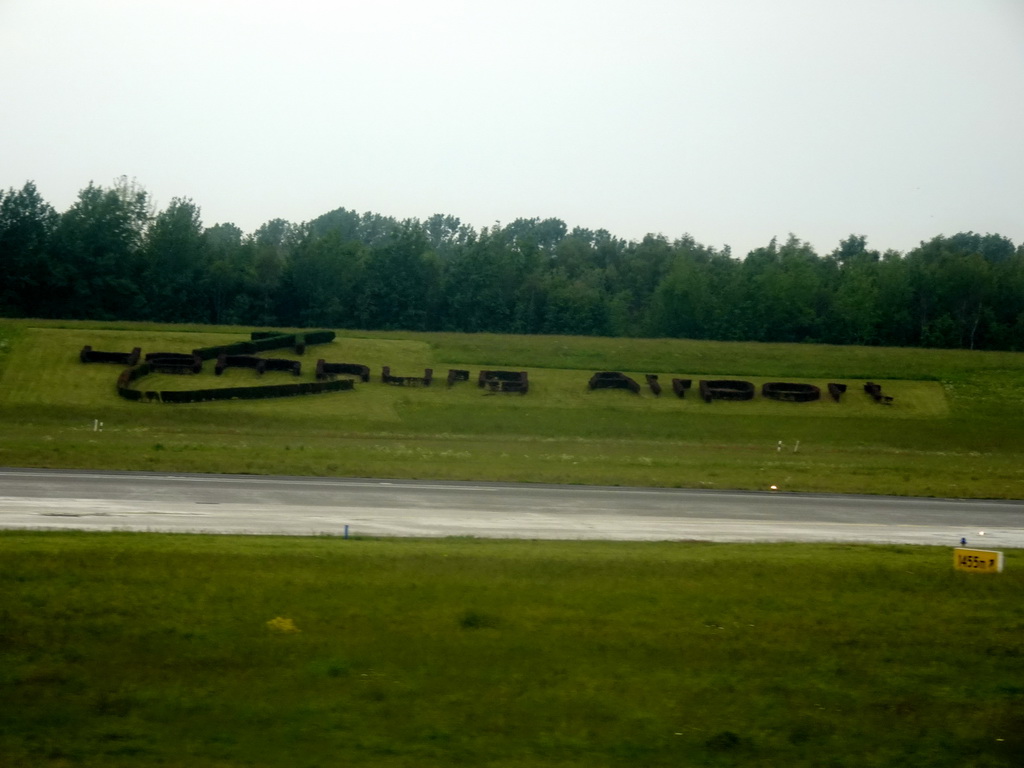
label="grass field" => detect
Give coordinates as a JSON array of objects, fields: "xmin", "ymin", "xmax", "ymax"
[
  {"xmin": 1, "ymin": 319, "xmax": 1023, "ymax": 497},
  {"xmin": 1, "ymin": 531, "xmax": 1022, "ymax": 767},
  {"xmin": 3, "ymin": 323, "xmax": 1023, "ymax": 767}
]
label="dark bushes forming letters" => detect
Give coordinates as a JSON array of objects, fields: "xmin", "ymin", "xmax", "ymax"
[
  {"xmin": 153, "ymin": 379, "xmax": 352, "ymax": 403},
  {"xmin": 382, "ymin": 366, "xmax": 433, "ymax": 386},
  {"xmin": 672, "ymin": 378, "xmax": 692, "ymax": 398},
  {"xmin": 864, "ymin": 382, "xmax": 894, "ymax": 404},
  {"xmin": 479, "ymin": 370, "xmax": 529, "ymax": 393},
  {"xmin": 117, "ymin": 330, "xmax": 340, "ymax": 403},
  {"xmin": 103, "ymin": 329, "xmax": 889, "ymax": 410},
  {"xmin": 316, "ymin": 360, "xmax": 370, "ymax": 382},
  {"xmin": 761, "ymin": 382, "xmax": 821, "ymax": 402},
  {"xmin": 194, "ymin": 330, "xmax": 335, "ymax": 361},
  {"xmin": 215, "ymin": 354, "xmax": 300, "ymax": 376},
  {"xmin": 80, "ymin": 346, "xmax": 141, "ymax": 366},
  {"xmin": 144, "ymin": 352, "xmax": 202, "ymax": 374},
  {"xmin": 828, "ymin": 382, "xmax": 847, "ymax": 401},
  {"xmin": 699, "ymin": 380, "xmax": 755, "ymax": 402},
  {"xmin": 588, "ymin": 372, "xmax": 640, "ymax": 394},
  {"xmin": 447, "ymin": 369, "xmax": 470, "ymax": 386}
]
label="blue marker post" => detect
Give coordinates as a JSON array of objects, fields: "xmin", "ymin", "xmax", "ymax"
[{"xmin": 344, "ymin": 524, "xmax": 349, "ymax": 540}]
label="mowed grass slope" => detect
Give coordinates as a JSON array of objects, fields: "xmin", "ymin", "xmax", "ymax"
[
  {"xmin": 1, "ymin": 319, "xmax": 1023, "ymax": 497},
  {"xmin": 1, "ymin": 532, "xmax": 1022, "ymax": 767}
]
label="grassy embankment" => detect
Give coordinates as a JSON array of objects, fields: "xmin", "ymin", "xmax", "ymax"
[
  {"xmin": 1, "ymin": 318, "xmax": 1023, "ymax": 497},
  {"xmin": 1, "ymin": 531, "xmax": 1022, "ymax": 767}
]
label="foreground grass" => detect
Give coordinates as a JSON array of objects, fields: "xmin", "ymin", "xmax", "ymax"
[
  {"xmin": 1, "ymin": 320, "xmax": 1023, "ymax": 497},
  {"xmin": 1, "ymin": 532, "xmax": 1022, "ymax": 767}
]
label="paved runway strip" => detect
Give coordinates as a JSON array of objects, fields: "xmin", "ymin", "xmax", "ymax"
[{"xmin": 1, "ymin": 469, "xmax": 1022, "ymax": 546}]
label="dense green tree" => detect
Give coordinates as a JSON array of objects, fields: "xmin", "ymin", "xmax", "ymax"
[
  {"xmin": 357, "ymin": 224, "xmax": 438, "ymax": 331},
  {"xmin": 356, "ymin": 212, "xmax": 403, "ymax": 248},
  {"xmin": 740, "ymin": 237, "xmax": 809, "ymax": 342},
  {"xmin": 989, "ymin": 245, "xmax": 1024, "ymax": 350},
  {"xmin": 201, "ymin": 222, "xmax": 246, "ymax": 324},
  {"xmin": 873, "ymin": 250, "xmax": 916, "ymax": 347},
  {"xmin": 540, "ymin": 269, "xmax": 609, "ymax": 336},
  {"xmin": 308, "ymin": 207, "xmax": 363, "ymax": 242},
  {"xmin": 647, "ymin": 239, "xmax": 720, "ymax": 339},
  {"xmin": 3, "ymin": 177, "xmax": 1024, "ymax": 351},
  {"xmin": 142, "ymin": 198, "xmax": 208, "ymax": 322},
  {"xmin": 946, "ymin": 232, "xmax": 1016, "ymax": 264},
  {"xmin": 52, "ymin": 178, "xmax": 151, "ymax": 319},
  {"xmin": 906, "ymin": 235, "xmax": 997, "ymax": 349},
  {"xmin": 280, "ymin": 232, "xmax": 366, "ymax": 328},
  {"xmin": 552, "ymin": 233, "xmax": 596, "ymax": 281},
  {"xmin": 0, "ymin": 181, "xmax": 59, "ymax": 316},
  {"xmin": 503, "ymin": 217, "xmax": 568, "ymax": 257},
  {"xmin": 828, "ymin": 235, "xmax": 882, "ymax": 345},
  {"xmin": 424, "ymin": 213, "xmax": 475, "ymax": 260},
  {"xmin": 240, "ymin": 218, "xmax": 302, "ymax": 326},
  {"xmin": 615, "ymin": 234, "xmax": 675, "ymax": 331},
  {"xmin": 439, "ymin": 229, "xmax": 522, "ymax": 333}
]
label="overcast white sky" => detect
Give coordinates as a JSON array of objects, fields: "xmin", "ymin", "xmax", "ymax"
[{"xmin": 2, "ymin": 0, "xmax": 1022, "ymax": 256}]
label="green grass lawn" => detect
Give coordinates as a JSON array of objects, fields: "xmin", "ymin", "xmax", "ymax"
[
  {"xmin": 1, "ymin": 319, "xmax": 1023, "ymax": 497},
  {"xmin": 1, "ymin": 531, "xmax": 1022, "ymax": 767},
  {"xmin": 3, "ymin": 322, "xmax": 1023, "ymax": 767}
]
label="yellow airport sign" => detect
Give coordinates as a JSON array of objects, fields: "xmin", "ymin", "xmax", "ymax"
[{"xmin": 953, "ymin": 548, "xmax": 1004, "ymax": 573}]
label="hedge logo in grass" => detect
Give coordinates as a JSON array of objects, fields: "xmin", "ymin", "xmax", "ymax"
[{"xmin": 86, "ymin": 329, "xmax": 897, "ymax": 408}]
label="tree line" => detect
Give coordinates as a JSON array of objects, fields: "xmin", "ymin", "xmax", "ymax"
[{"xmin": 2, "ymin": 178, "xmax": 1023, "ymax": 351}]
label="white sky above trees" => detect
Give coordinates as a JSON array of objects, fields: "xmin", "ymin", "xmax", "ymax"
[{"xmin": 2, "ymin": 0, "xmax": 1022, "ymax": 256}]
